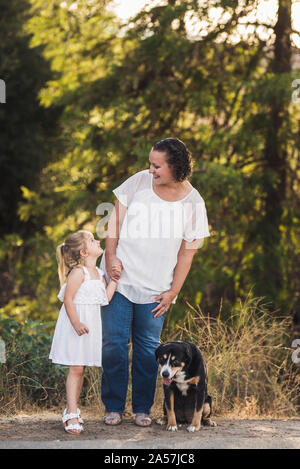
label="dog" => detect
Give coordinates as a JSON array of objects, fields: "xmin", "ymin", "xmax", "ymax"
[{"xmin": 155, "ymin": 340, "xmax": 216, "ymax": 432}]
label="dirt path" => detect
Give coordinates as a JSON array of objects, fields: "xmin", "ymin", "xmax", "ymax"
[{"xmin": 0, "ymin": 411, "xmax": 300, "ymax": 449}]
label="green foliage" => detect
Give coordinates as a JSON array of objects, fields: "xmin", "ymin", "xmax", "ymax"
[
  {"xmin": 0, "ymin": 0, "xmax": 60, "ymax": 235},
  {"xmin": 0, "ymin": 315, "xmax": 67, "ymax": 411},
  {"xmin": 0, "ymin": 0, "xmax": 300, "ymax": 327},
  {"xmin": 0, "ymin": 315, "xmax": 104, "ymax": 413}
]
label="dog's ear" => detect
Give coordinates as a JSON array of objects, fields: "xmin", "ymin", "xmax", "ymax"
[
  {"xmin": 184, "ymin": 343, "xmax": 193, "ymax": 366},
  {"xmin": 155, "ymin": 344, "xmax": 162, "ymax": 361}
]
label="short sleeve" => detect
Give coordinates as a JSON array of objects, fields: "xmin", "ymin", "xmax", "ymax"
[
  {"xmin": 112, "ymin": 170, "xmax": 147, "ymax": 207},
  {"xmin": 183, "ymin": 198, "xmax": 210, "ymax": 243}
]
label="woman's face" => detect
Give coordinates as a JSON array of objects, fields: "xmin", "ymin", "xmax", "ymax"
[{"xmin": 149, "ymin": 150, "xmax": 174, "ymax": 184}]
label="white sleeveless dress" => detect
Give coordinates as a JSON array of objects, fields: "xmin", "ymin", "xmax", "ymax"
[{"xmin": 49, "ymin": 266, "xmax": 109, "ymax": 367}]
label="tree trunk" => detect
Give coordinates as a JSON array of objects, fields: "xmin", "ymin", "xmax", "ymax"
[{"xmin": 256, "ymin": 0, "xmax": 291, "ymax": 307}]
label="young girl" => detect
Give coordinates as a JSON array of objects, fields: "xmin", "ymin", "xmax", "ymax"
[{"xmin": 49, "ymin": 230, "xmax": 121, "ymax": 435}]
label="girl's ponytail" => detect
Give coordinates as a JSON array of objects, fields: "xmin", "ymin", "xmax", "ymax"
[
  {"xmin": 56, "ymin": 244, "xmax": 67, "ymax": 286},
  {"xmin": 56, "ymin": 230, "xmax": 90, "ymax": 285}
]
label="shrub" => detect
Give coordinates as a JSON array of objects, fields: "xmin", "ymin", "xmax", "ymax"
[{"xmin": 0, "ymin": 316, "xmax": 67, "ymax": 414}]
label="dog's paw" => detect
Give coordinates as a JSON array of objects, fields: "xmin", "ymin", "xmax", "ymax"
[
  {"xmin": 202, "ymin": 419, "xmax": 217, "ymax": 427},
  {"xmin": 208, "ymin": 420, "xmax": 217, "ymax": 427},
  {"xmin": 167, "ymin": 425, "xmax": 178, "ymax": 431},
  {"xmin": 187, "ymin": 425, "xmax": 200, "ymax": 432},
  {"xmin": 156, "ymin": 418, "xmax": 165, "ymax": 426}
]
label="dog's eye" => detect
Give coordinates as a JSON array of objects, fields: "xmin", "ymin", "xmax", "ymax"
[{"xmin": 172, "ymin": 360, "xmax": 181, "ymax": 367}]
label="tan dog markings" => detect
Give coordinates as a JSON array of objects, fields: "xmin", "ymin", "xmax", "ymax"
[
  {"xmin": 187, "ymin": 407, "xmax": 203, "ymax": 432},
  {"xmin": 186, "ymin": 376, "xmax": 200, "ymax": 386},
  {"xmin": 166, "ymin": 391, "xmax": 178, "ymax": 431},
  {"xmin": 202, "ymin": 402, "xmax": 217, "ymax": 427}
]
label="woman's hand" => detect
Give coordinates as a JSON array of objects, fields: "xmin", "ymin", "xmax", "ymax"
[
  {"xmin": 106, "ymin": 255, "xmax": 123, "ymax": 282},
  {"xmin": 73, "ymin": 321, "xmax": 89, "ymax": 336},
  {"xmin": 151, "ymin": 290, "xmax": 177, "ymax": 318}
]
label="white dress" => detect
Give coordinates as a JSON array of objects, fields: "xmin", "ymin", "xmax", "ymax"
[
  {"xmin": 100, "ymin": 169, "xmax": 210, "ymax": 305},
  {"xmin": 49, "ymin": 266, "xmax": 109, "ymax": 367}
]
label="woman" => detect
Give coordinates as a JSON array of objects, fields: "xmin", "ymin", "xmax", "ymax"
[{"xmin": 100, "ymin": 138, "xmax": 210, "ymax": 426}]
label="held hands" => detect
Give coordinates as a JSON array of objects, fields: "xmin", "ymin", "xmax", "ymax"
[
  {"xmin": 73, "ymin": 321, "xmax": 89, "ymax": 336},
  {"xmin": 107, "ymin": 255, "xmax": 123, "ymax": 282},
  {"xmin": 107, "ymin": 255, "xmax": 176, "ymax": 316},
  {"xmin": 151, "ymin": 290, "xmax": 177, "ymax": 318}
]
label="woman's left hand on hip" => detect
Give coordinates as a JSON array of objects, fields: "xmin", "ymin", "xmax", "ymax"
[{"xmin": 151, "ymin": 290, "xmax": 176, "ymax": 318}]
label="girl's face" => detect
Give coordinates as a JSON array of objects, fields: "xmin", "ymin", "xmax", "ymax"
[
  {"xmin": 84, "ymin": 233, "xmax": 103, "ymax": 258},
  {"xmin": 149, "ymin": 150, "xmax": 174, "ymax": 185}
]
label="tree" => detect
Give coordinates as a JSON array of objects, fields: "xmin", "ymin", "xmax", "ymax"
[
  {"xmin": 0, "ymin": 0, "xmax": 60, "ymax": 236},
  {"xmin": 4, "ymin": 0, "xmax": 300, "ymax": 325}
]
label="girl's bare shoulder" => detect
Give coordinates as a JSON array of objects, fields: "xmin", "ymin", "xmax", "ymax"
[{"xmin": 67, "ymin": 266, "xmax": 85, "ymax": 281}]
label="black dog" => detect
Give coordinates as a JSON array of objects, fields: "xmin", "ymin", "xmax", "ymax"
[{"xmin": 155, "ymin": 340, "xmax": 216, "ymax": 432}]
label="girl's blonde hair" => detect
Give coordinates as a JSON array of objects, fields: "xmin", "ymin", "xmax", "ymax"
[{"xmin": 56, "ymin": 230, "xmax": 91, "ymax": 286}]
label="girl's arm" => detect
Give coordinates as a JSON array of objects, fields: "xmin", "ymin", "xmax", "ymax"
[
  {"xmin": 102, "ymin": 273, "xmax": 120, "ymax": 302},
  {"xmin": 64, "ymin": 267, "xmax": 89, "ymax": 335}
]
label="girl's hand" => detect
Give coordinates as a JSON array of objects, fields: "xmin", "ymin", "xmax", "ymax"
[
  {"xmin": 107, "ymin": 255, "xmax": 123, "ymax": 282},
  {"xmin": 151, "ymin": 290, "xmax": 177, "ymax": 318},
  {"xmin": 73, "ymin": 322, "xmax": 89, "ymax": 336}
]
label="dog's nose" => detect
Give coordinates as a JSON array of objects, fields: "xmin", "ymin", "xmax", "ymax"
[{"xmin": 162, "ymin": 370, "xmax": 170, "ymax": 378}]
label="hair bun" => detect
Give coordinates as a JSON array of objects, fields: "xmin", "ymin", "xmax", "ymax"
[{"xmin": 152, "ymin": 138, "xmax": 192, "ymax": 182}]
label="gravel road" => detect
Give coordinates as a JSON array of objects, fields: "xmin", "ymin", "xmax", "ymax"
[{"xmin": 0, "ymin": 412, "xmax": 300, "ymax": 449}]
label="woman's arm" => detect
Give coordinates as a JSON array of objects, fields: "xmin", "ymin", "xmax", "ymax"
[
  {"xmin": 151, "ymin": 239, "xmax": 200, "ymax": 317},
  {"xmin": 105, "ymin": 200, "xmax": 127, "ymax": 281},
  {"xmin": 169, "ymin": 240, "xmax": 198, "ymax": 296}
]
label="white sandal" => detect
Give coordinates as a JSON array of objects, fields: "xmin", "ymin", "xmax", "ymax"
[
  {"xmin": 135, "ymin": 413, "xmax": 152, "ymax": 427},
  {"xmin": 62, "ymin": 408, "xmax": 84, "ymax": 435},
  {"xmin": 77, "ymin": 408, "xmax": 84, "ymax": 425}
]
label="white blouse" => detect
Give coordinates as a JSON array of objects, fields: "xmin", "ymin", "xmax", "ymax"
[{"xmin": 100, "ymin": 169, "xmax": 210, "ymax": 304}]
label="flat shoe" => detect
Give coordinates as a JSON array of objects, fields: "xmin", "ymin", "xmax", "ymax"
[
  {"xmin": 104, "ymin": 412, "xmax": 122, "ymax": 425},
  {"xmin": 135, "ymin": 413, "xmax": 152, "ymax": 427}
]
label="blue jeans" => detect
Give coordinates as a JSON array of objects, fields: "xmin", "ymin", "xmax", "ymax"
[{"xmin": 101, "ymin": 291, "xmax": 166, "ymax": 414}]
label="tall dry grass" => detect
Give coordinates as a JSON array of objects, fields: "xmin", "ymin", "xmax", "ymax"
[
  {"xmin": 160, "ymin": 294, "xmax": 300, "ymax": 418},
  {"xmin": 1, "ymin": 294, "xmax": 299, "ymax": 417}
]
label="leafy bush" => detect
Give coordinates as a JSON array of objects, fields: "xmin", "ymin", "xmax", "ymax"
[
  {"xmin": 0, "ymin": 316, "xmax": 67, "ymax": 413},
  {"xmin": 0, "ymin": 315, "xmax": 103, "ymax": 415}
]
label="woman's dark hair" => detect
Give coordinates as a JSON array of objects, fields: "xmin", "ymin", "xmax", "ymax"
[{"xmin": 152, "ymin": 138, "xmax": 192, "ymax": 182}]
